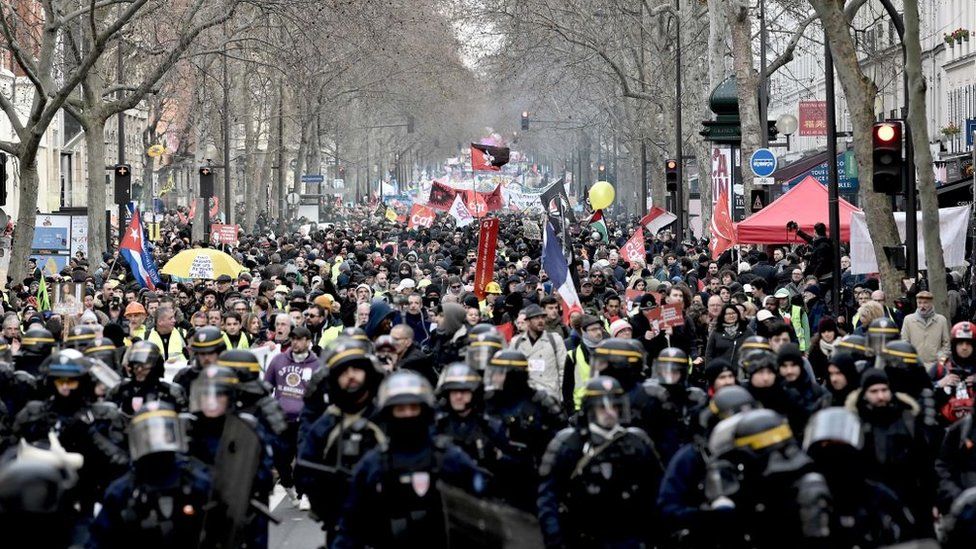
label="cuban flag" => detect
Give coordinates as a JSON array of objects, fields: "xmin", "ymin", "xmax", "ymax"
[
  {"xmin": 542, "ymin": 221, "xmax": 581, "ymax": 322},
  {"xmin": 120, "ymin": 209, "xmax": 161, "ymax": 290}
]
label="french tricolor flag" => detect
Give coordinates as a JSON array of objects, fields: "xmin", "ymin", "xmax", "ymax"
[
  {"xmin": 120, "ymin": 209, "xmax": 161, "ymax": 290},
  {"xmin": 542, "ymin": 222, "xmax": 581, "ymax": 322}
]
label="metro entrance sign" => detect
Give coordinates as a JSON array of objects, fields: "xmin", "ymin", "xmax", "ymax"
[{"xmin": 750, "ymin": 148, "xmax": 777, "ymax": 178}]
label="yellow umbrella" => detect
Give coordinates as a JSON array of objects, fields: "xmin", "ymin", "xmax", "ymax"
[{"xmin": 160, "ymin": 248, "xmax": 244, "ymax": 280}]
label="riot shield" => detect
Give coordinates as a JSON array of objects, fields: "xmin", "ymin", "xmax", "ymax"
[
  {"xmin": 439, "ymin": 481, "xmax": 544, "ymax": 549},
  {"xmin": 199, "ymin": 414, "xmax": 263, "ymax": 548}
]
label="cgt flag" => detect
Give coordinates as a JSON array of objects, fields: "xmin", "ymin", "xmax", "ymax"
[
  {"xmin": 620, "ymin": 227, "xmax": 646, "ymax": 264},
  {"xmin": 471, "ymin": 143, "xmax": 510, "ymax": 172},
  {"xmin": 474, "ymin": 218, "xmax": 499, "ymax": 299},
  {"xmin": 407, "ymin": 204, "xmax": 436, "ymax": 229}
]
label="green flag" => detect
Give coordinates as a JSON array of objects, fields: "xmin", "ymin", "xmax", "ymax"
[{"xmin": 37, "ymin": 276, "xmax": 50, "ymax": 312}]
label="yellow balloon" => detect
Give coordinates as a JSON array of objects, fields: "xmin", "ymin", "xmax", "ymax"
[{"xmin": 589, "ymin": 180, "xmax": 615, "ymax": 210}]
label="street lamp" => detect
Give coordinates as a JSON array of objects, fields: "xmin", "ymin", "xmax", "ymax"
[{"xmin": 776, "ymin": 113, "xmax": 798, "ymax": 151}]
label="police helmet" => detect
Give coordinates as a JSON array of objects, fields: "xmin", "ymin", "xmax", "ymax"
[
  {"xmin": 484, "ymin": 349, "xmax": 529, "ymax": 393},
  {"xmin": 590, "ymin": 338, "xmax": 645, "ymax": 388},
  {"xmin": 737, "ymin": 336, "xmax": 772, "ymax": 359},
  {"xmin": 123, "ymin": 340, "xmax": 162, "ymax": 369},
  {"xmin": 835, "ymin": 334, "xmax": 870, "ymax": 361},
  {"xmin": 0, "ymin": 456, "xmax": 77, "ymax": 515},
  {"xmin": 867, "ymin": 317, "xmax": 899, "ymax": 355},
  {"xmin": 437, "ymin": 362, "xmax": 483, "ymax": 394},
  {"xmin": 654, "ymin": 347, "xmax": 689, "ymax": 386},
  {"xmin": 802, "ymin": 408, "xmax": 863, "ymax": 453},
  {"xmin": 700, "ymin": 385, "xmax": 758, "ymax": 431},
  {"xmin": 42, "ymin": 350, "xmax": 91, "ymax": 382},
  {"xmin": 190, "ymin": 326, "xmax": 225, "ymax": 355},
  {"xmin": 321, "ymin": 339, "xmax": 384, "ymax": 404},
  {"xmin": 880, "ymin": 340, "xmax": 919, "ymax": 370},
  {"xmin": 582, "ymin": 376, "xmax": 630, "ymax": 429},
  {"xmin": 20, "ymin": 326, "xmax": 56, "ymax": 357},
  {"xmin": 83, "ymin": 337, "xmax": 118, "ymax": 369},
  {"xmin": 337, "ymin": 327, "xmax": 374, "ymax": 353},
  {"xmin": 217, "ymin": 349, "xmax": 262, "ymax": 383},
  {"xmin": 377, "ymin": 370, "xmax": 435, "ymax": 411},
  {"xmin": 63, "ymin": 325, "xmax": 98, "ymax": 352},
  {"xmin": 709, "ymin": 408, "xmax": 793, "ymax": 460},
  {"xmin": 127, "ymin": 400, "xmax": 187, "ymax": 461},
  {"xmin": 466, "ymin": 331, "xmax": 505, "ymax": 372},
  {"xmin": 741, "ymin": 349, "xmax": 777, "ymax": 377},
  {"xmin": 189, "ymin": 366, "xmax": 239, "ymax": 416}
]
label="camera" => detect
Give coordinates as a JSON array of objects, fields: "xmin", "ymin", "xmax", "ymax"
[{"xmin": 786, "ymin": 221, "xmax": 799, "ymax": 232}]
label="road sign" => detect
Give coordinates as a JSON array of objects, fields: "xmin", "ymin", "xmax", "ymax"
[
  {"xmin": 333, "ymin": 178, "xmax": 345, "ymax": 189},
  {"xmin": 300, "ymin": 174, "xmax": 325, "ymax": 184},
  {"xmin": 750, "ymin": 189, "xmax": 766, "ymax": 213},
  {"xmin": 286, "ymin": 192, "xmax": 301, "ymax": 206},
  {"xmin": 754, "ymin": 176, "xmax": 775, "ymax": 186},
  {"xmin": 750, "ymin": 148, "xmax": 777, "ymax": 178}
]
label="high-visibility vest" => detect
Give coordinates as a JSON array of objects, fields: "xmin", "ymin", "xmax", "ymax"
[
  {"xmin": 571, "ymin": 345, "xmax": 591, "ymax": 410},
  {"xmin": 222, "ymin": 332, "xmax": 251, "ymax": 350},
  {"xmin": 147, "ymin": 328, "xmax": 186, "ymax": 361},
  {"xmin": 318, "ymin": 324, "xmax": 343, "ymax": 349}
]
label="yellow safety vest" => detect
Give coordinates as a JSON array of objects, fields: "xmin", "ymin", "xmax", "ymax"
[
  {"xmin": 318, "ymin": 324, "xmax": 343, "ymax": 349},
  {"xmin": 572, "ymin": 345, "xmax": 591, "ymax": 410},
  {"xmin": 147, "ymin": 328, "xmax": 186, "ymax": 361},
  {"xmin": 222, "ymin": 332, "xmax": 251, "ymax": 350}
]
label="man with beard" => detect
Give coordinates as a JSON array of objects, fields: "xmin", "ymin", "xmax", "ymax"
[
  {"xmin": 297, "ymin": 340, "xmax": 386, "ymax": 536},
  {"xmin": 848, "ymin": 368, "xmax": 936, "ymax": 539},
  {"xmin": 567, "ymin": 315, "xmax": 604, "ymax": 411}
]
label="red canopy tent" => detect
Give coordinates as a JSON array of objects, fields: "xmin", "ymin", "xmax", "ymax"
[{"xmin": 735, "ymin": 175, "xmax": 861, "ymax": 243}]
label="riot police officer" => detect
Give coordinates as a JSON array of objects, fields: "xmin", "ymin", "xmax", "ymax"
[
  {"xmin": 642, "ymin": 347, "xmax": 707, "ymax": 464},
  {"xmin": 299, "ymin": 334, "xmax": 374, "ymax": 442},
  {"xmin": 173, "ymin": 325, "xmax": 225, "ymax": 394},
  {"xmin": 187, "ymin": 365, "xmax": 274, "ymax": 548},
  {"xmin": 332, "ymin": 370, "xmax": 485, "ymax": 549},
  {"xmin": 936, "ymin": 412, "xmax": 976, "ymax": 512},
  {"xmin": 216, "ymin": 349, "xmax": 289, "ymax": 438},
  {"xmin": 537, "ymin": 376, "xmax": 663, "ymax": 548},
  {"xmin": 64, "ymin": 324, "xmax": 98, "ymax": 352},
  {"xmin": 705, "ymin": 409, "xmax": 831, "ymax": 548},
  {"xmin": 0, "ymin": 335, "xmax": 37, "ymax": 420},
  {"xmin": 483, "ymin": 349, "xmax": 566, "ymax": 511},
  {"xmin": 434, "ymin": 362, "xmax": 512, "ymax": 475},
  {"xmin": 867, "ymin": 317, "xmax": 899, "ymax": 360},
  {"xmin": 13, "ymin": 350, "xmax": 128, "ymax": 517},
  {"xmin": 13, "ymin": 325, "xmax": 56, "ymax": 377},
  {"xmin": 296, "ymin": 341, "xmax": 386, "ymax": 537},
  {"xmin": 88, "ymin": 401, "xmax": 211, "ymax": 548},
  {"xmin": 658, "ymin": 385, "xmax": 757, "ymax": 547},
  {"xmin": 803, "ymin": 408, "xmax": 915, "ymax": 547},
  {"xmin": 835, "ymin": 334, "xmax": 871, "ymax": 365},
  {"xmin": 465, "ymin": 329, "xmax": 504, "ymax": 372},
  {"xmin": 110, "ymin": 340, "xmax": 187, "ymax": 416}
]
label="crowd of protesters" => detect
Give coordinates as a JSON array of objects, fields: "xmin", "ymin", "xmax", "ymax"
[{"xmin": 0, "ymin": 202, "xmax": 975, "ymax": 548}]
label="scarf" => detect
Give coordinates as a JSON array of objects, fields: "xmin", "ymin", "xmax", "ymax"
[
  {"xmin": 918, "ymin": 307, "xmax": 935, "ymax": 321},
  {"xmin": 723, "ymin": 322, "xmax": 739, "ymax": 338},
  {"xmin": 819, "ymin": 338, "xmax": 834, "ymax": 358}
]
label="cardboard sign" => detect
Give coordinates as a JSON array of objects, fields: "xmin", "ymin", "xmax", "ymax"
[{"xmin": 643, "ymin": 303, "xmax": 685, "ymax": 328}]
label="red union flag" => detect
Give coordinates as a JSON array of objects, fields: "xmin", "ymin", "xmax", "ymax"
[
  {"xmin": 798, "ymin": 101, "xmax": 827, "ymax": 137},
  {"xmin": 407, "ymin": 204, "xmax": 436, "ymax": 229},
  {"xmin": 474, "ymin": 218, "xmax": 499, "ymax": 299},
  {"xmin": 620, "ymin": 227, "xmax": 645, "ymax": 264}
]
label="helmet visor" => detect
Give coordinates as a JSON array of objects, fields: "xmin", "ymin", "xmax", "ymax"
[
  {"xmin": 802, "ymin": 408, "xmax": 863, "ymax": 451},
  {"xmin": 483, "ymin": 365, "xmax": 509, "ymax": 392},
  {"xmin": 466, "ymin": 344, "xmax": 499, "ymax": 371},
  {"xmin": 587, "ymin": 395, "xmax": 629, "ymax": 429},
  {"xmin": 128, "ymin": 413, "xmax": 187, "ymax": 460}
]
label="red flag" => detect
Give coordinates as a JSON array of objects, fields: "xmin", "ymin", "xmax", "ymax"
[
  {"xmin": 474, "ymin": 218, "xmax": 499, "ymax": 299},
  {"xmin": 188, "ymin": 199, "xmax": 197, "ymax": 220},
  {"xmin": 710, "ymin": 187, "xmax": 736, "ymax": 259},
  {"xmin": 620, "ymin": 227, "xmax": 646, "ymax": 264},
  {"xmin": 407, "ymin": 204, "xmax": 436, "ymax": 229},
  {"xmin": 427, "ymin": 180, "xmax": 458, "ymax": 210},
  {"xmin": 484, "ymin": 185, "xmax": 503, "ymax": 210},
  {"xmin": 209, "ymin": 197, "xmax": 220, "ymax": 219},
  {"xmin": 470, "ymin": 143, "xmax": 510, "ymax": 171},
  {"xmin": 639, "ymin": 207, "xmax": 677, "ymax": 234}
]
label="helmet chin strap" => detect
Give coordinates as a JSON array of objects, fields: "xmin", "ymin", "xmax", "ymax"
[{"xmin": 587, "ymin": 422, "xmax": 625, "ymax": 445}]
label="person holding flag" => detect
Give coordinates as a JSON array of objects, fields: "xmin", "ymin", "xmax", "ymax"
[{"xmin": 119, "ymin": 208, "xmax": 162, "ymax": 291}]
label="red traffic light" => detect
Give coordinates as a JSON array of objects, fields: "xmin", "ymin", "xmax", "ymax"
[
  {"xmin": 665, "ymin": 159, "xmax": 678, "ymax": 170},
  {"xmin": 874, "ymin": 123, "xmax": 899, "ymax": 143},
  {"xmin": 521, "ymin": 111, "xmax": 529, "ymax": 118}
]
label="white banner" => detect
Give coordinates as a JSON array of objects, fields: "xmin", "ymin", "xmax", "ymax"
[
  {"xmin": 448, "ymin": 194, "xmax": 475, "ymax": 227},
  {"xmin": 849, "ymin": 205, "xmax": 971, "ymax": 275}
]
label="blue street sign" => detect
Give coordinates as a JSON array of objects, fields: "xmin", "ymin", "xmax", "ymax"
[
  {"xmin": 750, "ymin": 148, "xmax": 777, "ymax": 177},
  {"xmin": 300, "ymin": 174, "xmax": 325, "ymax": 184},
  {"xmin": 967, "ymin": 119, "xmax": 976, "ymax": 147}
]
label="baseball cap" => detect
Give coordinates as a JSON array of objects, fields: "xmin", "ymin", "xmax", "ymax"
[
  {"xmin": 396, "ymin": 278, "xmax": 417, "ymax": 292},
  {"xmin": 773, "ymin": 288, "xmax": 790, "ymax": 299},
  {"xmin": 756, "ymin": 310, "xmax": 775, "ymax": 322}
]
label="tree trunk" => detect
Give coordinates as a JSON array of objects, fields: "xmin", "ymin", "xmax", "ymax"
[
  {"xmin": 809, "ymin": 0, "xmax": 903, "ymax": 301},
  {"xmin": 241, "ymin": 84, "xmax": 258, "ymax": 232},
  {"xmin": 84, "ymin": 116, "xmax": 109, "ymax": 265},
  {"xmin": 9, "ymin": 153, "xmax": 40, "ymax": 282},
  {"xmin": 725, "ymin": 0, "xmax": 759, "ymax": 219},
  {"xmin": 903, "ymin": 0, "xmax": 948, "ymax": 312}
]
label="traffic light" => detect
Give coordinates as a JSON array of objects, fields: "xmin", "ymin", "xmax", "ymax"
[
  {"xmin": 199, "ymin": 166, "xmax": 214, "ymax": 198},
  {"xmin": 872, "ymin": 121, "xmax": 903, "ymax": 194},
  {"xmin": 0, "ymin": 152, "xmax": 7, "ymax": 206},
  {"xmin": 114, "ymin": 164, "xmax": 131, "ymax": 204},
  {"xmin": 521, "ymin": 111, "xmax": 529, "ymax": 131},
  {"xmin": 406, "ymin": 115, "xmax": 415, "ymax": 134},
  {"xmin": 665, "ymin": 159, "xmax": 678, "ymax": 192}
]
